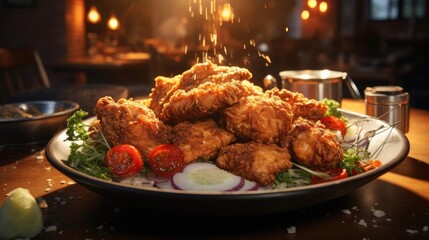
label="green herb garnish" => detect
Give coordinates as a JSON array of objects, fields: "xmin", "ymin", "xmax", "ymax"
[
  {"xmin": 322, "ymin": 98, "xmax": 345, "ymax": 120},
  {"xmin": 340, "ymin": 148, "xmax": 370, "ymax": 175},
  {"xmin": 65, "ymin": 110, "xmax": 112, "ymax": 179}
]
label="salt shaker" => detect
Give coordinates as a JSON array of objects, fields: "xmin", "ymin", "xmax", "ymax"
[{"xmin": 364, "ymin": 86, "xmax": 409, "ymax": 133}]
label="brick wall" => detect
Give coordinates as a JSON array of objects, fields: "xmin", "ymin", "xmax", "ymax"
[{"xmin": 0, "ymin": 0, "xmax": 85, "ymax": 86}]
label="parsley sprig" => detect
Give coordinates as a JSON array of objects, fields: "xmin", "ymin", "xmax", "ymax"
[{"xmin": 65, "ymin": 110, "xmax": 112, "ymax": 179}]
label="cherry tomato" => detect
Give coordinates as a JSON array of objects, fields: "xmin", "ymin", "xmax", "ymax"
[
  {"xmin": 321, "ymin": 116, "xmax": 347, "ymax": 136},
  {"xmin": 311, "ymin": 168, "xmax": 349, "ymax": 184},
  {"xmin": 148, "ymin": 144, "xmax": 186, "ymax": 178},
  {"xmin": 105, "ymin": 144, "xmax": 143, "ymax": 178}
]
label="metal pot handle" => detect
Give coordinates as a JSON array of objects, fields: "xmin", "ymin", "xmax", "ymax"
[{"xmin": 344, "ymin": 76, "xmax": 362, "ymax": 99}]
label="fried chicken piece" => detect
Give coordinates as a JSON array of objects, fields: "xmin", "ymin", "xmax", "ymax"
[
  {"xmin": 179, "ymin": 60, "xmax": 253, "ymax": 91},
  {"xmin": 149, "ymin": 75, "xmax": 181, "ymax": 117},
  {"xmin": 161, "ymin": 80, "xmax": 263, "ymax": 122},
  {"xmin": 172, "ymin": 119, "xmax": 235, "ymax": 163},
  {"xmin": 216, "ymin": 142, "xmax": 292, "ymax": 186},
  {"xmin": 266, "ymin": 88, "xmax": 327, "ymax": 121},
  {"xmin": 224, "ymin": 95, "xmax": 293, "ymax": 144},
  {"xmin": 148, "ymin": 61, "xmax": 253, "ymax": 118},
  {"xmin": 282, "ymin": 117, "xmax": 343, "ymax": 170},
  {"xmin": 94, "ymin": 97, "xmax": 173, "ymax": 156}
]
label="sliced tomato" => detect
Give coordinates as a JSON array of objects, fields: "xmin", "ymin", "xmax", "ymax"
[
  {"xmin": 148, "ymin": 144, "xmax": 186, "ymax": 178},
  {"xmin": 361, "ymin": 160, "xmax": 382, "ymax": 172},
  {"xmin": 311, "ymin": 168, "xmax": 349, "ymax": 184},
  {"xmin": 321, "ymin": 116, "xmax": 346, "ymax": 136},
  {"xmin": 105, "ymin": 144, "xmax": 143, "ymax": 178}
]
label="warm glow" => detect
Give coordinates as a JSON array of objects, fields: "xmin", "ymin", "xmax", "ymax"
[
  {"xmin": 220, "ymin": 3, "xmax": 234, "ymax": 22},
  {"xmin": 87, "ymin": 6, "xmax": 101, "ymax": 24},
  {"xmin": 308, "ymin": 0, "xmax": 317, "ymax": 8},
  {"xmin": 319, "ymin": 1, "xmax": 328, "ymax": 12},
  {"xmin": 301, "ymin": 10, "xmax": 310, "ymax": 20},
  {"xmin": 107, "ymin": 15, "xmax": 120, "ymax": 30}
]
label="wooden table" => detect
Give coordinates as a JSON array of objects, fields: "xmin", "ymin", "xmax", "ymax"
[{"xmin": 0, "ymin": 98, "xmax": 428, "ymax": 239}]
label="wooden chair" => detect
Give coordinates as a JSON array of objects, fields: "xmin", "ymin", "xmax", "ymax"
[{"xmin": 0, "ymin": 48, "xmax": 51, "ymax": 99}]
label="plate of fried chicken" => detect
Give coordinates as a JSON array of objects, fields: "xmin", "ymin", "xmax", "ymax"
[{"xmin": 46, "ymin": 61, "xmax": 409, "ymax": 216}]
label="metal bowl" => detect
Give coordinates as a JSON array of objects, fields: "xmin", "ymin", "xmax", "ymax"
[{"xmin": 0, "ymin": 100, "xmax": 79, "ymax": 146}]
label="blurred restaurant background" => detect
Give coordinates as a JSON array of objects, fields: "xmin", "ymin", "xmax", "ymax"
[{"xmin": 0, "ymin": 0, "xmax": 428, "ymax": 109}]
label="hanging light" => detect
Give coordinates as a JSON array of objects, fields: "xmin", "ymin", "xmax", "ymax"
[
  {"xmin": 107, "ymin": 15, "xmax": 120, "ymax": 30},
  {"xmin": 307, "ymin": 0, "xmax": 317, "ymax": 8},
  {"xmin": 319, "ymin": 1, "xmax": 328, "ymax": 13},
  {"xmin": 301, "ymin": 10, "xmax": 310, "ymax": 20},
  {"xmin": 87, "ymin": 6, "xmax": 101, "ymax": 24}
]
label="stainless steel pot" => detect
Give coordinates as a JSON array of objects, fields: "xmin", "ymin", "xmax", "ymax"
[{"xmin": 277, "ymin": 69, "xmax": 361, "ymax": 102}]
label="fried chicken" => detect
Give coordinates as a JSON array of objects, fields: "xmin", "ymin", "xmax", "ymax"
[
  {"xmin": 172, "ymin": 119, "xmax": 235, "ymax": 163},
  {"xmin": 266, "ymin": 88, "xmax": 327, "ymax": 121},
  {"xmin": 94, "ymin": 97, "xmax": 173, "ymax": 156},
  {"xmin": 282, "ymin": 117, "xmax": 343, "ymax": 170},
  {"xmin": 149, "ymin": 75, "xmax": 181, "ymax": 117},
  {"xmin": 178, "ymin": 60, "xmax": 253, "ymax": 91},
  {"xmin": 161, "ymin": 80, "xmax": 263, "ymax": 122},
  {"xmin": 216, "ymin": 142, "xmax": 292, "ymax": 186},
  {"xmin": 148, "ymin": 61, "xmax": 257, "ymax": 122},
  {"xmin": 224, "ymin": 95, "xmax": 293, "ymax": 144}
]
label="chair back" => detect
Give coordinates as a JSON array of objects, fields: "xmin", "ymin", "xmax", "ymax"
[{"xmin": 0, "ymin": 48, "xmax": 51, "ymax": 98}]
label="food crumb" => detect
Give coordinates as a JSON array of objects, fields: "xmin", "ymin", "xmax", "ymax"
[
  {"xmin": 342, "ymin": 209, "xmax": 351, "ymax": 215},
  {"xmin": 38, "ymin": 198, "xmax": 48, "ymax": 209},
  {"xmin": 45, "ymin": 225, "xmax": 57, "ymax": 232},
  {"xmin": 370, "ymin": 206, "xmax": 386, "ymax": 217},
  {"xmin": 358, "ymin": 219, "xmax": 368, "ymax": 227},
  {"xmin": 406, "ymin": 229, "xmax": 418, "ymax": 234},
  {"xmin": 36, "ymin": 155, "xmax": 44, "ymax": 160},
  {"xmin": 287, "ymin": 226, "xmax": 296, "ymax": 234},
  {"xmin": 45, "ymin": 187, "xmax": 50, "ymax": 192},
  {"xmin": 60, "ymin": 180, "xmax": 66, "ymax": 184},
  {"xmin": 423, "ymin": 226, "xmax": 428, "ymax": 232}
]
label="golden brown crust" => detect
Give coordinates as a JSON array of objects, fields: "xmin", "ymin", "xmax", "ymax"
[
  {"xmin": 216, "ymin": 142, "xmax": 292, "ymax": 186},
  {"xmin": 282, "ymin": 118, "xmax": 343, "ymax": 170},
  {"xmin": 266, "ymin": 88, "xmax": 327, "ymax": 121},
  {"xmin": 224, "ymin": 95, "xmax": 293, "ymax": 144},
  {"xmin": 94, "ymin": 97, "xmax": 173, "ymax": 156},
  {"xmin": 172, "ymin": 119, "xmax": 235, "ymax": 163},
  {"xmin": 161, "ymin": 80, "xmax": 263, "ymax": 122}
]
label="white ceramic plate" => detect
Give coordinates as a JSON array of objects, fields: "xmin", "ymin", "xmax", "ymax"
[{"xmin": 45, "ymin": 110, "xmax": 409, "ymax": 216}]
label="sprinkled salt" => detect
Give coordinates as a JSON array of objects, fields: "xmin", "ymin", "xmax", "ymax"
[
  {"xmin": 358, "ymin": 219, "xmax": 367, "ymax": 227},
  {"xmin": 406, "ymin": 229, "xmax": 418, "ymax": 234},
  {"xmin": 342, "ymin": 209, "xmax": 352, "ymax": 215},
  {"xmin": 45, "ymin": 225, "xmax": 57, "ymax": 232},
  {"xmin": 373, "ymin": 210, "xmax": 385, "ymax": 217},
  {"xmin": 60, "ymin": 180, "xmax": 66, "ymax": 184},
  {"xmin": 287, "ymin": 226, "xmax": 296, "ymax": 234},
  {"xmin": 422, "ymin": 226, "xmax": 428, "ymax": 232}
]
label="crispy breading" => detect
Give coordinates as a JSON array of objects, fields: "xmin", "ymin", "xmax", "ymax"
[
  {"xmin": 161, "ymin": 80, "xmax": 263, "ymax": 122},
  {"xmin": 172, "ymin": 119, "xmax": 235, "ymax": 163},
  {"xmin": 148, "ymin": 61, "xmax": 253, "ymax": 119},
  {"xmin": 266, "ymin": 88, "xmax": 327, "ymax": 121},
  {"xmin": 149, "ymin": 75, "xmax": 181, "ymax": 117},
  {"xmin": 224, "ymin": 95, "xmax": 293, "ymax": 144},
  {"xmin": 216, "ymin": 142, "xmax": 292, "ymax": 186},
  {"xmin": 282, "ymin": 117, "xmax": 343, "ymax": 170},
  {"xmin": 94, "ymin": 97, "xmax": 173, "ymax": 156},
  {"xmin": 179, "ymin": 60, "xmax": 253, "ymax": 91}
]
